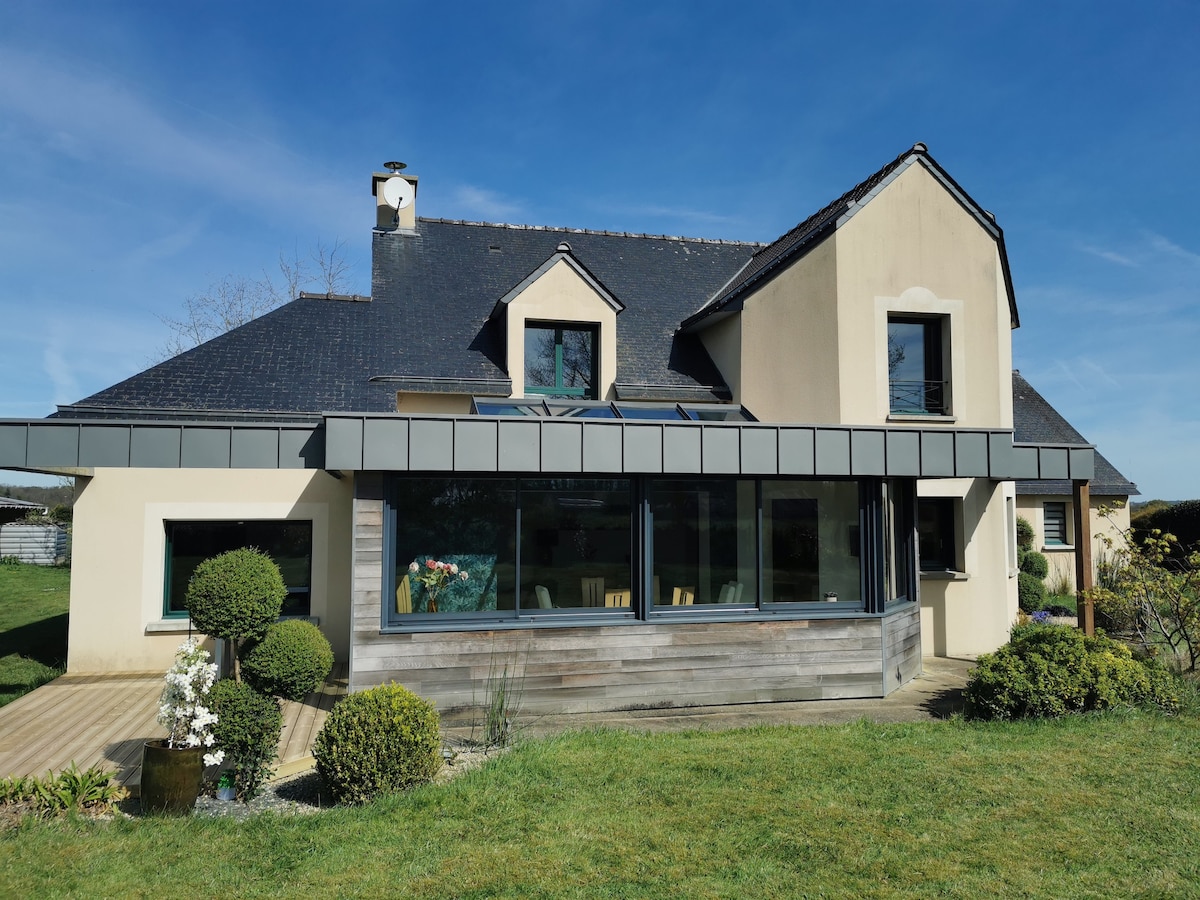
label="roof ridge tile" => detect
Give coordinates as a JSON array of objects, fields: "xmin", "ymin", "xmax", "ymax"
[{"xmin": 416, "ymin": 217, "xmax": 766, "ymax": 247}]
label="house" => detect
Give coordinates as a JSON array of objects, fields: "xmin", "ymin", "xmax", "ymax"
[
  {"xmin": 0, "ymin": 144, "xmax": 1110, "ymax": 711},
  {"xmin": 1012, "ymin": 371, "xmax": 1137, "ymax": 593}
]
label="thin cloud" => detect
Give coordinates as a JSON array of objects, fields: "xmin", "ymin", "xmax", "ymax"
[
  {"xmin": 1078, "ymin": 243, "xmax": 1137, "ymax": 267},
  {"xmin": 447, "ymin": 185, "xmax": 525, "ymax": 221},
  {"xmin": 1144, "ymin": 231, "xmax": 1200, "ymax": 265},
  {"xmin": 0, "ymin": 47, "xmax": 359, "ymax": 236}
]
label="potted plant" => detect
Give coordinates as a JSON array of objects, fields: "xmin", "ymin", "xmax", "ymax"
[
  {"xmin": 215, "ymin": 771, "xmax": 237, "ymax": 801},
  {"xmin": 141, "ymin": 639, "xmax": 224, "ymax": 814}
]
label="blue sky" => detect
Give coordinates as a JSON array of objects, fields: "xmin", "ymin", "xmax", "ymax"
[{"xmin": 1, "ymin": 2, "xmax": 1198, "ymax": 498}]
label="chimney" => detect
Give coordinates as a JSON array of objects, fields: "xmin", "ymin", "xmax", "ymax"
[{"xmin": 372, "ymin": 161, "xmax": 418, "ymax": 231}]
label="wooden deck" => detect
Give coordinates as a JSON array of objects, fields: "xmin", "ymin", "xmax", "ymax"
[{"xmin": 0, "ymin": 664, "xmax": 347, "ymax": 794}]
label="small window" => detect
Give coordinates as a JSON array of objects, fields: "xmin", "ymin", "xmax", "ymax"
[
  {"xmin": 1043, "ymin": 502, "xmax": 1068, "ymax": 546},
  {"xmin": 164, "ymin": 521, "xmax": 313, "ymax": 618},
  {"xmin": 888, "ymin": 316, "xmax": 947, "ymax": 415},
  {"xmin": 525, "ymin": 323, "xmax": 597, "ymax": 399},
  {"xmin": 918, "ymin": 498, "xmax": 958, "ymax": 571}
]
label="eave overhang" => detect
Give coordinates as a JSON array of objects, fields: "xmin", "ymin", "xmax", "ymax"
[{"xmin": 1, "ymin": 416, "xmax": 1094, "ymax": 482}]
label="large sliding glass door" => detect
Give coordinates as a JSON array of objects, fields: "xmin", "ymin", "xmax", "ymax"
[{"xmin": 384, "ymin": 475, "xmax": 914, "ymax": 626}]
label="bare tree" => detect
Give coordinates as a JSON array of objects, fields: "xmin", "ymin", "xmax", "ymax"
[{"xmin": 155, "ymin": 240, "xmax": 351, "ymax": 361}]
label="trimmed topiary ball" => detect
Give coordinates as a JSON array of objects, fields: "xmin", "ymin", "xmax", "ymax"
[
  {"xmin": 1020, "ymin": 550, "xmax": 1050, "ymax": 580},
  {"xmin": 209, "ymin": 679, "xmax": 282, "ymax": 801},
  {"xmin": 313, "ymin": 683, "xmax": 441, "ymax": 805},
  {"xmin": 185, "ymin": 548, "xmax": 287, "ymax": 645},
  {"xmin": 242, "ymin": 619, "xmax": 334, "ymax": 701},
  {"xmin": 1017, "ymin": 571, "xmax": 1046, "ymax": 613}
]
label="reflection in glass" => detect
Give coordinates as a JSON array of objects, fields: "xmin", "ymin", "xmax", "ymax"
[
  {"xmin": 392, "ymin": 479, "xmax": 516, "ymax": 616},
  {"xmin": 166, "ymin": 521, "xmax": 313, "ymax": 617},
  {"xmin": 520, "ymin": 479, "xmax": 632, "ymax": 610},
  {"xmin": 650, "ymin": 480, "xmax": 757, "ymax": 606},
  {"xmin": 525, "ymin": 324, "xmax": 596, "ymax": 399},
  {"xmin": 761, "ymin": 481, "xmax": 861, "ymax": 606}
]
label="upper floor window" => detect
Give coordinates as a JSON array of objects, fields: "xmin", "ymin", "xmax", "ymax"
[
  {"xmin": 888, "ymin": 315, "xmax": 947, "ymax": 415},
  {"xmin": 525, "ymin": 323, "xmax": 597, "ymax": 399},
  {"xmin": 1043, "ymin": 501, "xmax": 1068, "ymax": 546}
]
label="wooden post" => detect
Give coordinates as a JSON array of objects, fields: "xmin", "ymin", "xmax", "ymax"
[{"xmin": 1073, "ymin": 480, "xmax": 1095, "ymax": 636}]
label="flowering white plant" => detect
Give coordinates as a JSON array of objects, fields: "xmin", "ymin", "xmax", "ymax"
[
  {"xmin": 156, "ymin": 638, "xmax": 225, "ymax": 767},
  {"xmin": 408, "ymin": 558, "xmax": 469, "ymax": 613}
]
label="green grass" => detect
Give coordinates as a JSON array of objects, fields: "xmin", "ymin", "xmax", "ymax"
[
  {"xmin": 1043, "ymin": 593, "xmax": 1078, "ymax": 615},
  {"xmin": 0, "ymin": 561, "xmax": 70, "ymax": 706},
  {"xmin": 3, "ymin": 713, "xmax": 1199, "ymax": 897}
]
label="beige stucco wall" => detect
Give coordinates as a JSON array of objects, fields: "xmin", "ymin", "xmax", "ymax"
[
  {"xmin": 702, "ymin": 162, "xmax": 1012, "ymax": 432},
  {"xmin": 67, "ymin": 468, "xmax": 353, "ymax": 674},
  {"xmin": 710, "ymin": 236, "xmax": 841, "ymax": 422},
  {"xmin": 918, "ymin": 478, "xmax": 1019, "ymax": 657},
  {"xmin": 835, "ymin": 163, "xmax": 1012, "ymax": 429},
  {"xmin": 395, "ymin": 393, "xmax": 473, "ymax": 414},
  {"xmin": 504, "ymin": 258, "xmax": 618, "ymax": 401},
  {"xmin": 1015, "ymin": 493, "xmax": 1130, "ymax": 594}
]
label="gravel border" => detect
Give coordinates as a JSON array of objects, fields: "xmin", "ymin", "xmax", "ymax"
[{"xmin": 116, "ymin": 746, "xmax": 502, "ymax": 820}]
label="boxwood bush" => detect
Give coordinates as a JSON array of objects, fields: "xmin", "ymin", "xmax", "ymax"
[
  {"xmin": 185, "ymin": 548, "xmax": 287, "ymax": 647},
  {"xmin": 242, "ymin": 619, "xmax": 334, "ymax": 701},
  {"xmin": 964, "ymin": 623, "xmax": 1179, "ymax": 720},
  {"xmin": 209, "ymin": 679, "xmax": 282, "ymax": 801},
  {"xmin": 1020, "ymin": 550, "xmax": 1049, "ymax": 580},
  {"xmin": 1017, "ymin": 571, "xmax": 1047, "ymax": 613},
  {"xmin": 313, "ymin": 683, "xmax": 441, "ymax": 805}
]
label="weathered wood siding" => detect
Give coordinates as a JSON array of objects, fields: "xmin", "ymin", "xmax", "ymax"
[
  {"xmin": 881, "ymin": 603, "xmax": 922, "ymax": 694},
  {"xmin": 351, "ymin": 477, "xmax": 920, "ymax": 714}
]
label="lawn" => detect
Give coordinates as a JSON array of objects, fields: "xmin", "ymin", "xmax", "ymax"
[
  {"xmin": 0, "ymin": 561, "xmax": 70, "ymax": 706},
  {"xmin": 3, "ymin": 712, "xmax": 1198, "ymax": 898}
]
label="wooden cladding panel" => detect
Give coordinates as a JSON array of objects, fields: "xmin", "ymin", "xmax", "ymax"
[
  {"xmin": 882, "ymin": 605, "xmax": 922, "ymax": 694},
  {"xmin": 350, "ymin": 615, "xmax": 890, "ymax": 713}
]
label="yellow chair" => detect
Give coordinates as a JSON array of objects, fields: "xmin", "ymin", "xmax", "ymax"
[
  {"xmin": 396, "ymin": 575, "xmax": 412, "ymax": 614},
  {"xmin": 604, "ymin": 589, "xmax": 629, "ymax": 608},
  {"xmin": 672, "ymin": 586, "xmax": 695, "ymax": 606}
]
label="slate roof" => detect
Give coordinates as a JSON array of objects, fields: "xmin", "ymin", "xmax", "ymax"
[
  {"xmin": 682, "ymin": 142, "xmax": 1019, "ymax": 330},
  {"xmin": 1012, "ymin": 371, "xmax": 1138, "ymax": 497},
  {"xmin": 63, "ymin": 222, "xmax": 758, "ymax": 418}
]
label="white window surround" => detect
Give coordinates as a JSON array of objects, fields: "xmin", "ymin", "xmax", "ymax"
[
  {"xmin": 142, "ymin": 502, "xmax": 330, "ymax": 634},
  {"xmin": 875, "ymin": 288, "xmax": 965, "ymax": 423}
]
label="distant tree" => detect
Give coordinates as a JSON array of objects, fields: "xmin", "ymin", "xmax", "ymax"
[{"xmin": 156, "ymin": 239, "xmax": 351, "ymax": 361}]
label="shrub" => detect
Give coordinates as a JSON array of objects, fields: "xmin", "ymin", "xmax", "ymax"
[
  {"xmin": 1133, "ymin": 499, "xmax": 1200, "ymax": 557},
  {"xmin": 1020, "ymin": 550, "xmax": 1049, "ymax": 580},
  {"xmin": 242, "ymin": 619, "xmax": 334, "ymax": 701},
  {"xmin": 185, "ymin": 548, "xmax": 287, "ymax": 679},
  {"xmin": 1043, "ymin": 604, "xmax": 1075, "ymax": 618},
  {"xmin": 313, "ymin": 683, "xmax": 441, "ymax": 805},
  {"xmin": 964, "ymin": 623, "xmax": 1180, "ymax": 720},
  {"xmin": 1016, "ymin": 516, "xmax": 1035, "ymax": 551},
  {"xmin": 1017, "ymin": 571, "xmax": 1046, "ymax": 612},
  {"xmin": 209, "ymin": 679, "xmax": 282, "ymax": 801},
  {"xmin": 0, "ymin": 764, "xmax": 124, "ymax": 816}
]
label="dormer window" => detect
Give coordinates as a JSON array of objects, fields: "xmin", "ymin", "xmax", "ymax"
[{"xmin": 524, "ymin": 323, "xmax": 598, "ymax": 399}]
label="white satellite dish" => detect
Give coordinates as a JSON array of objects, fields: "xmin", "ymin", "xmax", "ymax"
[{"xmin": 382, "ymin": 176, "xmax": 414, "ymax": 210}]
